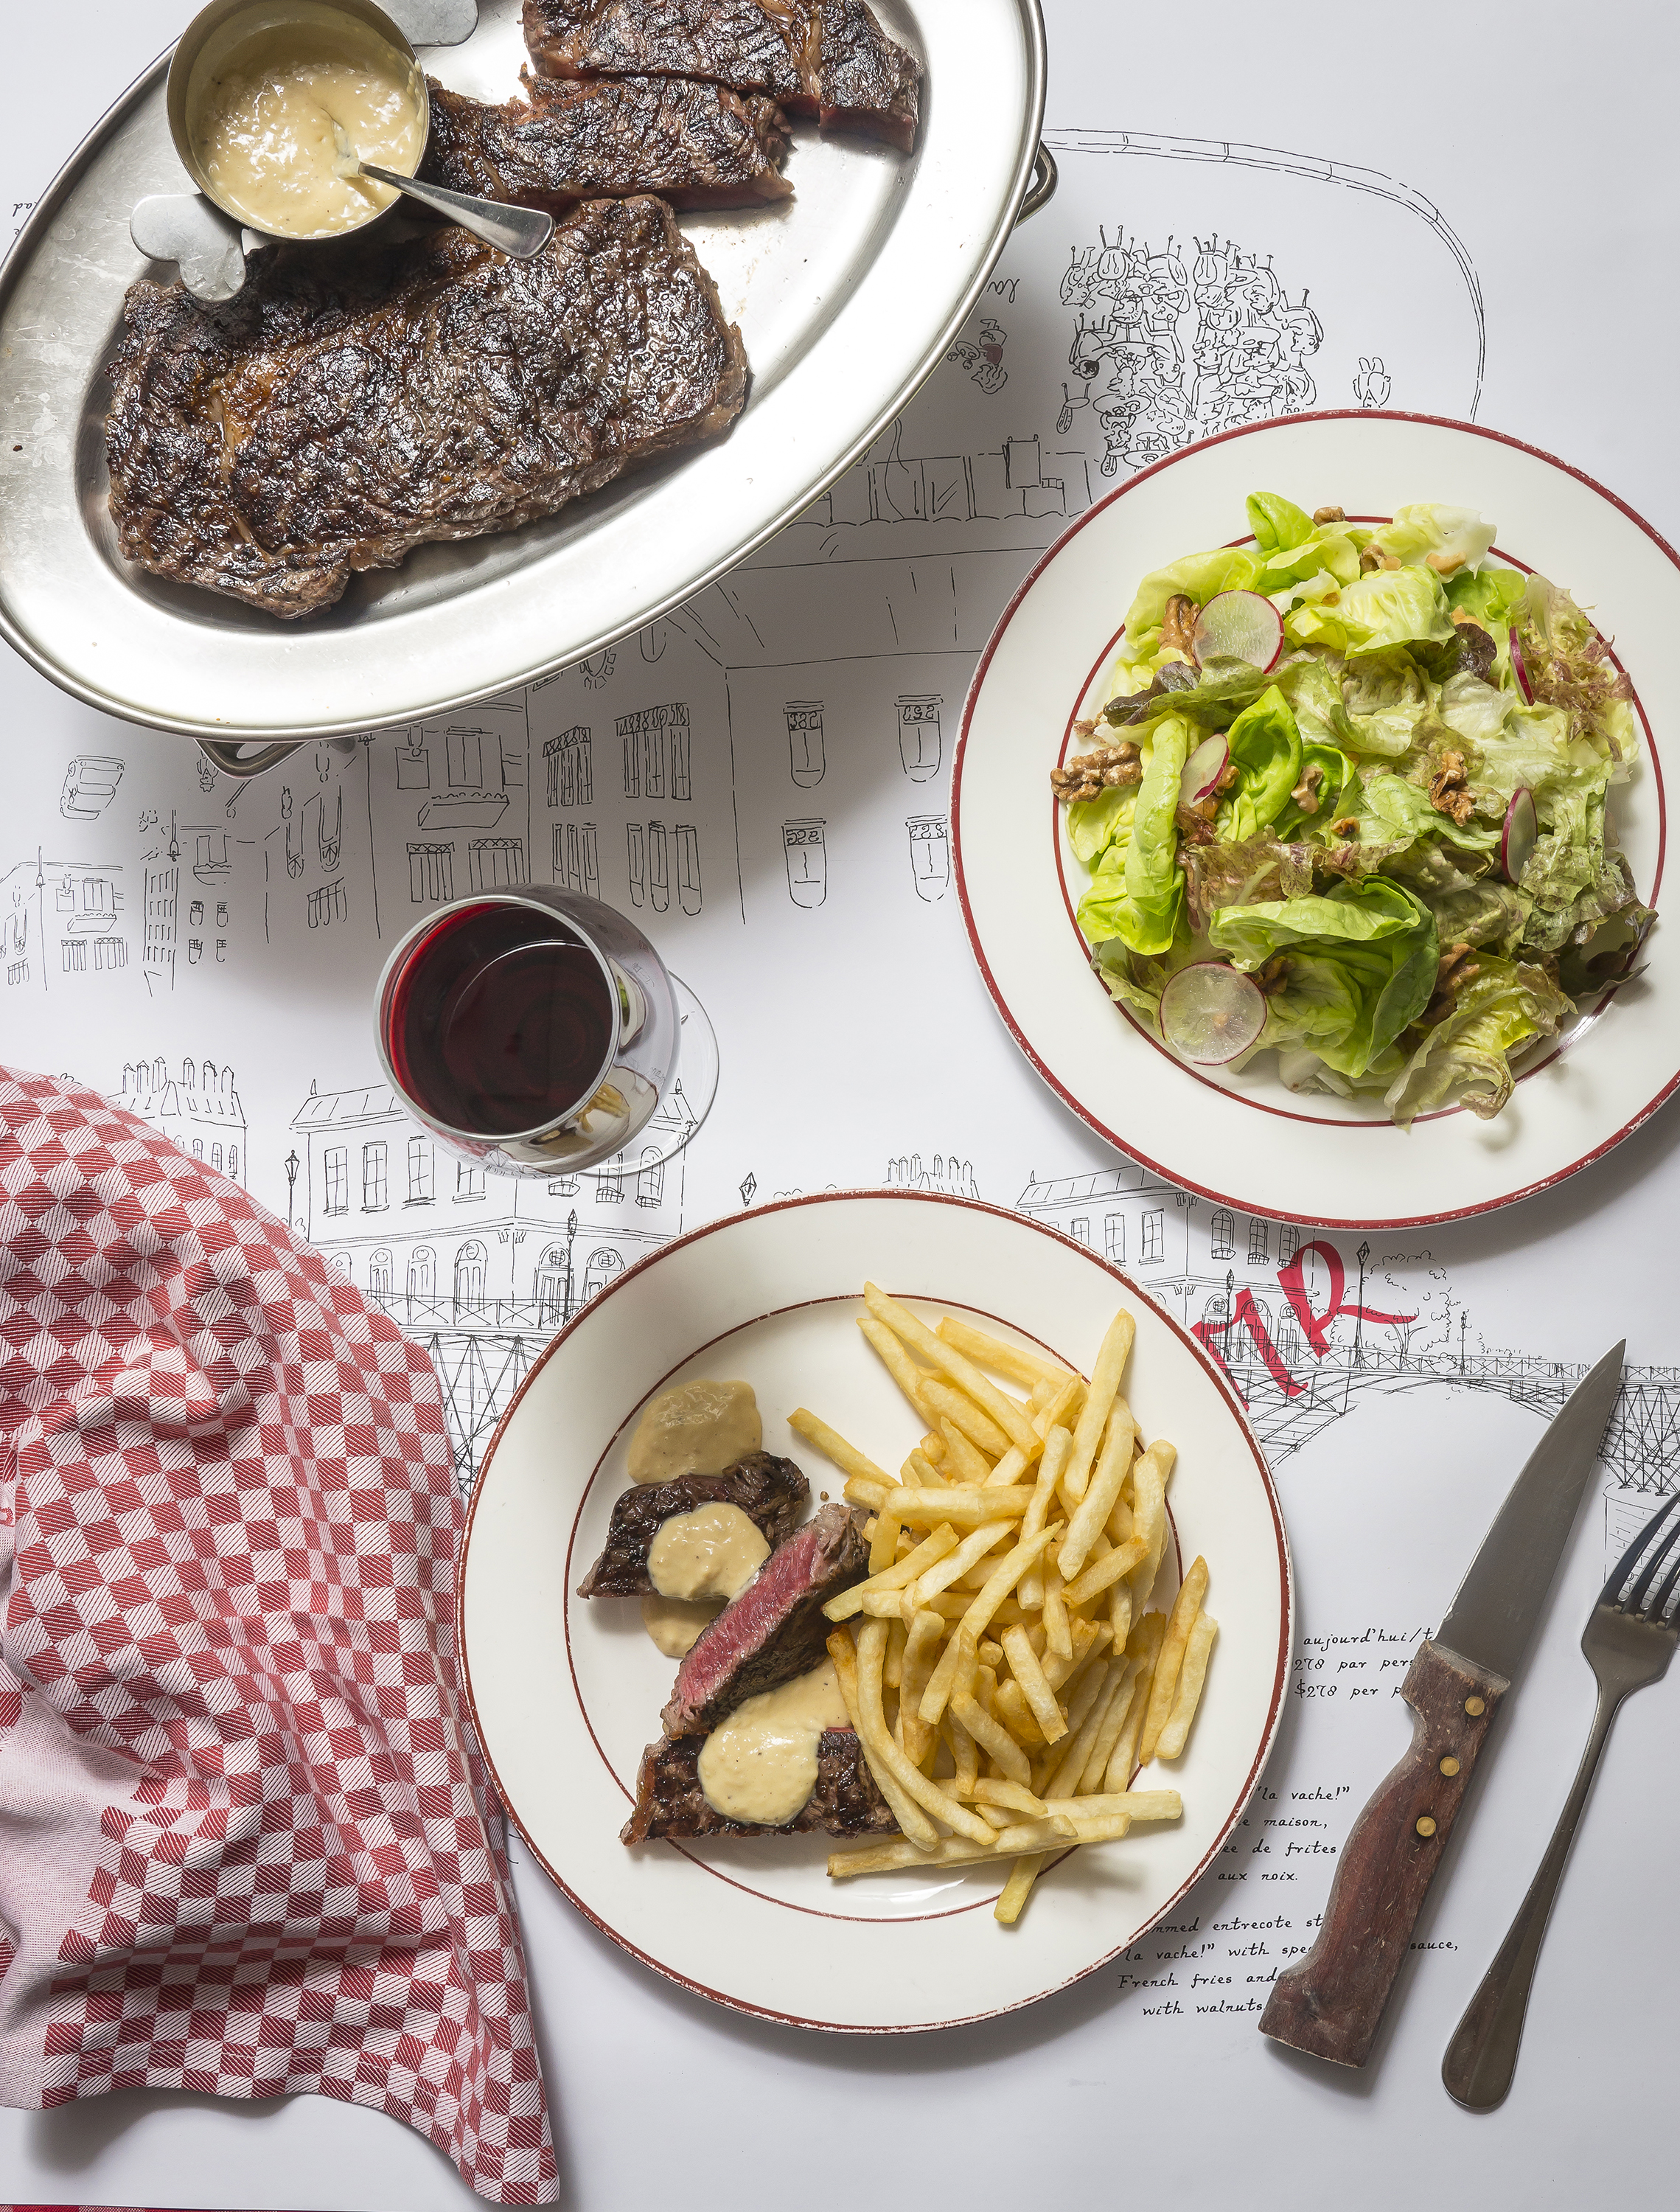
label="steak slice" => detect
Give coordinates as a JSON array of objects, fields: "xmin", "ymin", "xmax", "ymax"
[
  {"xmin": 621, "ymin": 1726, "xmax": 896, "ymax": 1840},
  {"xmin": 104, "ymin": 198, "xmax": 747, "ymax": 619},
  {"xmin": 423, "ymin": 69, "xmax": 792, "ymax": 212},
  {"xmin": 576, "ymin": 1450, "xmax": 808, "ymax": 1596},
  {"xmin": 661, "ymin": 1502, "xmax": 868, "ymax": 1736},
  {"xmin": 523, "ymin": 0, "xmax": 921, "ymax": 151}
]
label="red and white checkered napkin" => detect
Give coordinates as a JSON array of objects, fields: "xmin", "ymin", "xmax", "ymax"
[{"xmin": 0, "ymin": 1068, "xmax": 556, "ymax": 2203}]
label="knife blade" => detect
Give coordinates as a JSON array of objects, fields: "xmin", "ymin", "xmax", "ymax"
[{"xmin": 1258, "ymin": 1342, "xmax": 1624, "ymax": 2068}]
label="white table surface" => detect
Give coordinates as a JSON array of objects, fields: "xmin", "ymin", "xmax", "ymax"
[{"xmin": 1, "ymin": 4, "xmax": 1677, "ymax": 2206}]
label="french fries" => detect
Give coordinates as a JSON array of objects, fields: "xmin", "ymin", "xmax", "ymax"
[{"xmin": 815, "ymin": 1288, "xmax": 1218, "ymax": 1924}]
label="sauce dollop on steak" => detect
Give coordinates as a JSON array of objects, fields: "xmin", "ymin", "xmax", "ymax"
[
  {"xmin": 577, "ymin": 1450, "xmax": 808, "ymax": 1597},
  {"xmin": 621, "ymin": 1726, "xmax": 896, "ymax": 1840}
]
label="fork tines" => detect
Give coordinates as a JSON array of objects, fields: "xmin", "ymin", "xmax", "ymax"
[{"xmin": 1603, "ymin": 1491, "xmax": 1680, "ymax": 1620}]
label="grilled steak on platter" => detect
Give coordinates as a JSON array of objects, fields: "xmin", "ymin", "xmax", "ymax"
[
  {"xmin": 523, "ymin": 0, "xmax": 921, "ymax": 152},
  {"xmin": 621, "ymin": 1727, "xmax": 896, "ymax": 1840},
  {"xmin": 661, "ymin": 1502, "xmax": 869, "ymax": 1736},
  {"xmin": 104, "ymin": 199, "xmax": 747, "ymax": 619},
  {"xmin": 424, "ymin": 70, "xmax": 792, "ymax": 212},
  {"xmin": 576, "ymin": 1450, "xmax": 809, "ymax": 1596}
]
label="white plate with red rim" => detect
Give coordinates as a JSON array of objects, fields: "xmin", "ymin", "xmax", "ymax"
[
  {"xmin": 459, "ymin": 1189, "xmax": 1292, "ymax": 2032},
  {"xmin": 952, "ymin": 411, "xmax": 1673, "ymax": 1230}
]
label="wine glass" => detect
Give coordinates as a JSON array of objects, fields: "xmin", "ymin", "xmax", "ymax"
[{"xmin": 374, "ymin": 886, "xmax": 717, "ymax": 1178}]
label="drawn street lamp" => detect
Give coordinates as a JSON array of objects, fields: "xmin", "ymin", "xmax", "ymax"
[
  {"xmin": 284, "ymin": 1147, "xmax": 300, "ymax": 1231},
  {"xmin": 1353, "ymin": 1240, "xmax": 1371, "ymax": 1366},
  {"xmin": 783, "ymin": 819, "xmax": 827, "ymax": 908},
  {"xmin": 896, "ymin": 695, "xmax": 943, "ymax": 784},
  {"xmin": 907, "ymin": 814, "xmax": 950, "ymax": 901},
  {"xmin": 785, "ymin": 700, "xmax": 826, "ymax": 788},
  {"xmin": 563, "ymin": 1208, "xmax": 579, "ymax": 1324}
]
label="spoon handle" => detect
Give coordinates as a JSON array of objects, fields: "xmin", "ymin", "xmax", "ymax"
[{"xmin": 358, "ymin": 161, "xmax": 554, "ymax": 260}]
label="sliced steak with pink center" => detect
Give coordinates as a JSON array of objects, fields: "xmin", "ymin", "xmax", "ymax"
[{"xmin": 660, "ymin": 1501, "xmax": 868, "ymax": 1736}]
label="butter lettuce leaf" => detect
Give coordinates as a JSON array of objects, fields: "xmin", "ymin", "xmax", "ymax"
[
  {"xmin": 1117, "ymin": 548, "xmax": 1260, "ymax": 665},
  {"xmin": 1370, "ymin": 504, "xmax": 1496, "ymax": 574},
  {"xmin": 1221, "ymin": 686, "xmax": 1303, "ymax": 841},
  {"xmin": 1067, "ymin": 785, "xmax": 1136, "ymax": 868},
  {"xmin": 1208, "ymin": 877, "xmax": 1437, "ymax": 1075},
  {"xmin": 1077, "ymin": 716, "xmax": 1188, "ymax": 955},
  {"xmin": 1286, "ymin": 565, "xmax": 1457, "ymax": 658},
  {"xmin": 1384, "ymin": 957, "xmax": 1569, "ymax": 1127}
]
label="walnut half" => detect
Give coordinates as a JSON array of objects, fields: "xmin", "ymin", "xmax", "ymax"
[
  {"xmin": 1160, "ymin": 594, "xmax": 1200, "ymax": 663},
  {"xmin": 1050, "ymin": 742, "xmax": 1142, "ymax": 804},
  {"xmin": 1427, "ymin": 749, "xmax": 1477, "ymax": 828}
]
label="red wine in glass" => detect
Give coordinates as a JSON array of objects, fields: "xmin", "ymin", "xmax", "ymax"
[{"xmin": 384, "ymin": 900, "xmax": 617, "ymax": 1138}]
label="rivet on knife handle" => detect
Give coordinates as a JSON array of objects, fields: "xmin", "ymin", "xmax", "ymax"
[{"xmin": 1258, "ymin": 1639, "xmax": 1508, "ymax": 2067}]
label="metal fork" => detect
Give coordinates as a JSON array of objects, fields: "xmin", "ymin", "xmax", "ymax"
[{"xmin": 1443, "ymin": 1490, "xmax": 1680, "ymax": 2108}]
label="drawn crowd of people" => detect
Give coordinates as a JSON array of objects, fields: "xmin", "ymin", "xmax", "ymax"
[{"xmin": 1058, "ymin": 229, "xmax": 1325, "ymax": 476}]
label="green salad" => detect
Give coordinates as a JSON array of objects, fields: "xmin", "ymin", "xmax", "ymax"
[{"xmin": 1056, "ymin": 492, "xmax": 1653, "ymax": 1126}]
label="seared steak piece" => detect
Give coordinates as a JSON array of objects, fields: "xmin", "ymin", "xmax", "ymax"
[
  {"xmin": 576, "ymin": 1450, "xmax": 808, "ymax": 1596},
  {"xmin": 523, "ymin": 0, "xmax": 921, "ymax": 151},
  {"xmin": 105, "ymin": 199, "xmax": 747, "ymax": 619},
  {"xmin": 423, "ymin": 70, "xmax": 792, "ymax": 212},
  {"xmin": 661, "ymin": 1502, "xmax": 869, "ymax": 1736},
  {"xmin": 621, "ymin": 1726, "xmax": 896, "ymax": 1840}
]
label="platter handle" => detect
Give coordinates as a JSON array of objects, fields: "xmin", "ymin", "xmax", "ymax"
[
  {"xmin": 1015, "ymin": 144, "xmax": 1058, "ymax": 225},
  {"xmin": 196, "ymin": 738, "xmax": 319, "ymax": 779}
]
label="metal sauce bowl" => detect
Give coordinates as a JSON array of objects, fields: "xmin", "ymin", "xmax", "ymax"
[{"xmin": 167, "ymin": 0, "xmax": 431, "ymax": 245}]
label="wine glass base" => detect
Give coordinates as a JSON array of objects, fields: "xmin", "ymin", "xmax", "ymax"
[{"xmin": 630, "ymin": 973, "xmax": 718, "ymax": 1170}]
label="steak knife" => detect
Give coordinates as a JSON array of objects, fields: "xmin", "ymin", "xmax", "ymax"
[{"xmin": 1258, "ymin": 1342, "xmax": 1625, "ymax": 2067}]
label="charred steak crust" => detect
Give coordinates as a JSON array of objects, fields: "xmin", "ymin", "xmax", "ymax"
[
  {"xmin": 661, "ymin": 1501, "xmax": 869, "ymax": 1737},
  {"xmin": 422, "ymin": 71, "xmax": 792, "ymax": 212},
  {"xmin": 621, "ymin": 1726, "xmax": 896, "ymax": 1841},
  {"xmin": 523, "ymin": 0, "xmax": 921, "ymax": 152},
  {"xmin": 576, "ymin": 1450, "xmax": 809, "ymax": 1596},
  {"xmin": 104, "ymin": 199, "xmax": 748, "ymax": 619}
]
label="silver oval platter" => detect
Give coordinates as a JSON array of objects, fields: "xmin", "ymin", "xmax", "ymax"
[{"xmin": 0, "ymin": 0, "xmax": 1045, "ymax": 742}]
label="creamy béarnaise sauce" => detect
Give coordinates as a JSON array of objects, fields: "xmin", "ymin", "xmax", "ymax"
[
  {"xmin": 627, "ymin": 1379, "xmax": 761, "ymax": 1484},
  {"xmin": 696, "ymin": 1661, "xmax": 849, "ymax": 1827},
  {"xmin": 647, "ymin": 1501, "xmax": 769, "ymax": 1602},
  {"xmin": 191, "ymin": 13, "xmax": 425, "ymax": 240},
  {"xmin": 638, "ymin": 1501, "xmax": 769, "ymax": 1656},
  {"xmin": 638, "ymin": 1593, "xmax": 722, "ymax": 1658}
]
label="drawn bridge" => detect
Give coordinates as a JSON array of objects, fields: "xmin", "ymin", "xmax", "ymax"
[
  {"xmin": 1218, "ymin": 1346, "xmax": 1680, "ymax": 1495},
  {"xmin": 412, "ymin": 1324, "xmax": 1680, "ymax": 1501}
]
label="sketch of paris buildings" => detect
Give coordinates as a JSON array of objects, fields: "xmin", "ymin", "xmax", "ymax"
[
  {"xmin": 281, "ymin": 1073, "xmax": 698, "ymax": 1489},
  {"xmin": 786, "ymin": 701, "xmax": 826, "ymax": 788},
  {"xmin": 1015, "ymin": 1163, "xmax": 1680, "ymax": 1554},
  {"xmin": 786, "ymin": 127, "xmax": 1482, "ymax": 554},
  {"xmin": 886, "ymin": 1152, "xmax": 980, "ymax": 1199},
  {"xmin": 108, "ymin": 1058, "xmax": 248, "ymax": 1186},
  {"xmin": 1, "ymin": 852, "xmax": 126, "ymax": 989},
  {"xmin": 907, "ymin": 815, "xmax": 950, "ymax": 901},
  {"xmin": 60, "ymin": 756, "xmax": 124, "ymax": 821},
  {"xmin": 142, "ymin": 809, "xmax": 255, "ymax": 990},
  {"xmin": 783, "ymin": 821, "xmax": 826, "ymax": 908}
]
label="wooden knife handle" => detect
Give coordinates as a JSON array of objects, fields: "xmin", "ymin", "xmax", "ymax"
[{"xmin": 1259, "ymin": 1638, "xmax": 1508, "ymax": 2067}]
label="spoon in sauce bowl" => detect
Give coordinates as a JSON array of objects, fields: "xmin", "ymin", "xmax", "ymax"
[{"xmin": 330, "ymin": 120, "xmax": 554, "ymax": 259}]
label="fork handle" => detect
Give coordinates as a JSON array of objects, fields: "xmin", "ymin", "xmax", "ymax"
[
  {"xmin": 1441, "ymin": 1682, "xmax": 1623, "ymax": 2109},
  {"xmin": 1259, "ymin": 1639, "xmax": 1508, "ymax": 2067}
]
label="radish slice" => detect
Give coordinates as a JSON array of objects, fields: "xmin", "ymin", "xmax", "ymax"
[
  {"xmin": 1508, "ymin": 625, "xmax": 1534, "ymax": 703},
  {"xmin": 1193, "ymin": 591, "xmax": 1284, "ymax": 671},
  {"xmin": 1160, "ymin": 961, "xmax": 1268, "ymax": 1065},
  {"xmin": 1502, "ymin": 787, "xmax": 1538, "ymax": 883},
  {"xmin": 1182, "ymin": 733, "xmax": 1230, "ymax": 804}
]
